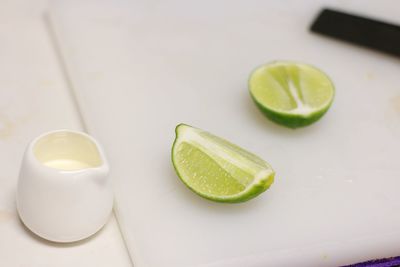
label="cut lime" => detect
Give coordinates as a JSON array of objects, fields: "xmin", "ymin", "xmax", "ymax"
[
  {"xmin": 171, "ymin": 124, "xmax": 275, "ymax": 203},
  {"xmin": 249, "ymin": 61, "xmax": 335, "ymax": 128}
]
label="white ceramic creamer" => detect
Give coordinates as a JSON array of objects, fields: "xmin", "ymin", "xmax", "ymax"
[{"xmin": 16, "ymin": 130, "xmax": 113, "ymax": 242}]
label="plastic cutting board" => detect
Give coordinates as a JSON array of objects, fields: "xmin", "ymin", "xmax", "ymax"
[{"xmin": 49, "ymin": 1, "xmax": 400, "ymax": 266}]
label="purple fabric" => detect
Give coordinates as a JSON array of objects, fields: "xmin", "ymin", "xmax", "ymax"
[{"xmin": 342, "ymin": 256, "xmax": 400, "ymax": 267}]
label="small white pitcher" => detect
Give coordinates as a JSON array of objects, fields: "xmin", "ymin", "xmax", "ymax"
[{"xmin": 16, "ymin": 130, "xmax": 113, "ymax": 242}]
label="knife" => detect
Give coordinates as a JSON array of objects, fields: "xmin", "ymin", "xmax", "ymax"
[{"xmin": 310, "ymin": 8, "xmax": 400, "ymax": 57}]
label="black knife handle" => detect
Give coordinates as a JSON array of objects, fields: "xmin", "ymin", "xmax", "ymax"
[{"xmin": 310, "ymin": 8, "xmax": 400, "ymax": 57}]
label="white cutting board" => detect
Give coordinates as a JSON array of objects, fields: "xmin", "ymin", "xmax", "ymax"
[{"xmin": 49, "ymin": 1, "xmax": 400, "ymax": 266}]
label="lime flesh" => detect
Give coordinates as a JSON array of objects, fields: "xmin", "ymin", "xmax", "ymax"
[
  {"xmin": 249, "ymin": 61, "xmax": 335, "ymax": 128},
  {"xmin": 171, "ymin": 124, "xmax": 275, "ymax": 203}
]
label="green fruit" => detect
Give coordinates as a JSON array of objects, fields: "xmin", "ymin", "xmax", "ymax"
[
  {"xmin": 249, "ymin": 61, "xmax": 335, "ymax": 128},
  {"xmin": 171, "ymin": 124, "xmax": 275, "ymax": 203}
]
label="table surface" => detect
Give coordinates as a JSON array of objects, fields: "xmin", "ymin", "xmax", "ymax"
[{"xmin": 0, "ymin": 1, "xmax": 131, "ymax": 266}]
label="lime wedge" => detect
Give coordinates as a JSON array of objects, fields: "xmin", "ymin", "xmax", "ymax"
[
  {"xmin": 249, "ymin": 61, "xmax": 335, "ymax": 128},
  {"xmin": 171, "ymin": 124, "xmax": 275, "ymax": 203}
]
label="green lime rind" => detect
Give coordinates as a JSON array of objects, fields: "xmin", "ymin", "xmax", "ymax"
[
  {"xmin": 171, "ymin": 124, "xmax": 275, "ymax": 203},
  {"xmin": 250, "ymin": 93, "xmax": 333, "ymax": 128},
  {"xmin": 248, "ymin": 61, "xmax": 335, "ymax": 129}
]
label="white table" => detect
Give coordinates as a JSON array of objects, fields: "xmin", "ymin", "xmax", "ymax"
[{"xmin": 0, "ymin": 1, "xmax": 131, "ymax": 266}]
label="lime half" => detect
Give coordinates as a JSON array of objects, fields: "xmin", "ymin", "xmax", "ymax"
[
  {"xmin": 249, "ymin": 61, "xmax": 335, "ymax": 128},
  {"xmin": 171, "ymin": 124, "xmax": 275, "ymax": 203}
]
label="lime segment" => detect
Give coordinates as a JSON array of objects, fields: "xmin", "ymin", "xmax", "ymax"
[
  {"xmin": 249, "ymin": 61, "xmax": 335, "ymax": 128},
  {"xmin": 171, "ymin": 124, "xmax": 275, "ymax": 203}
]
